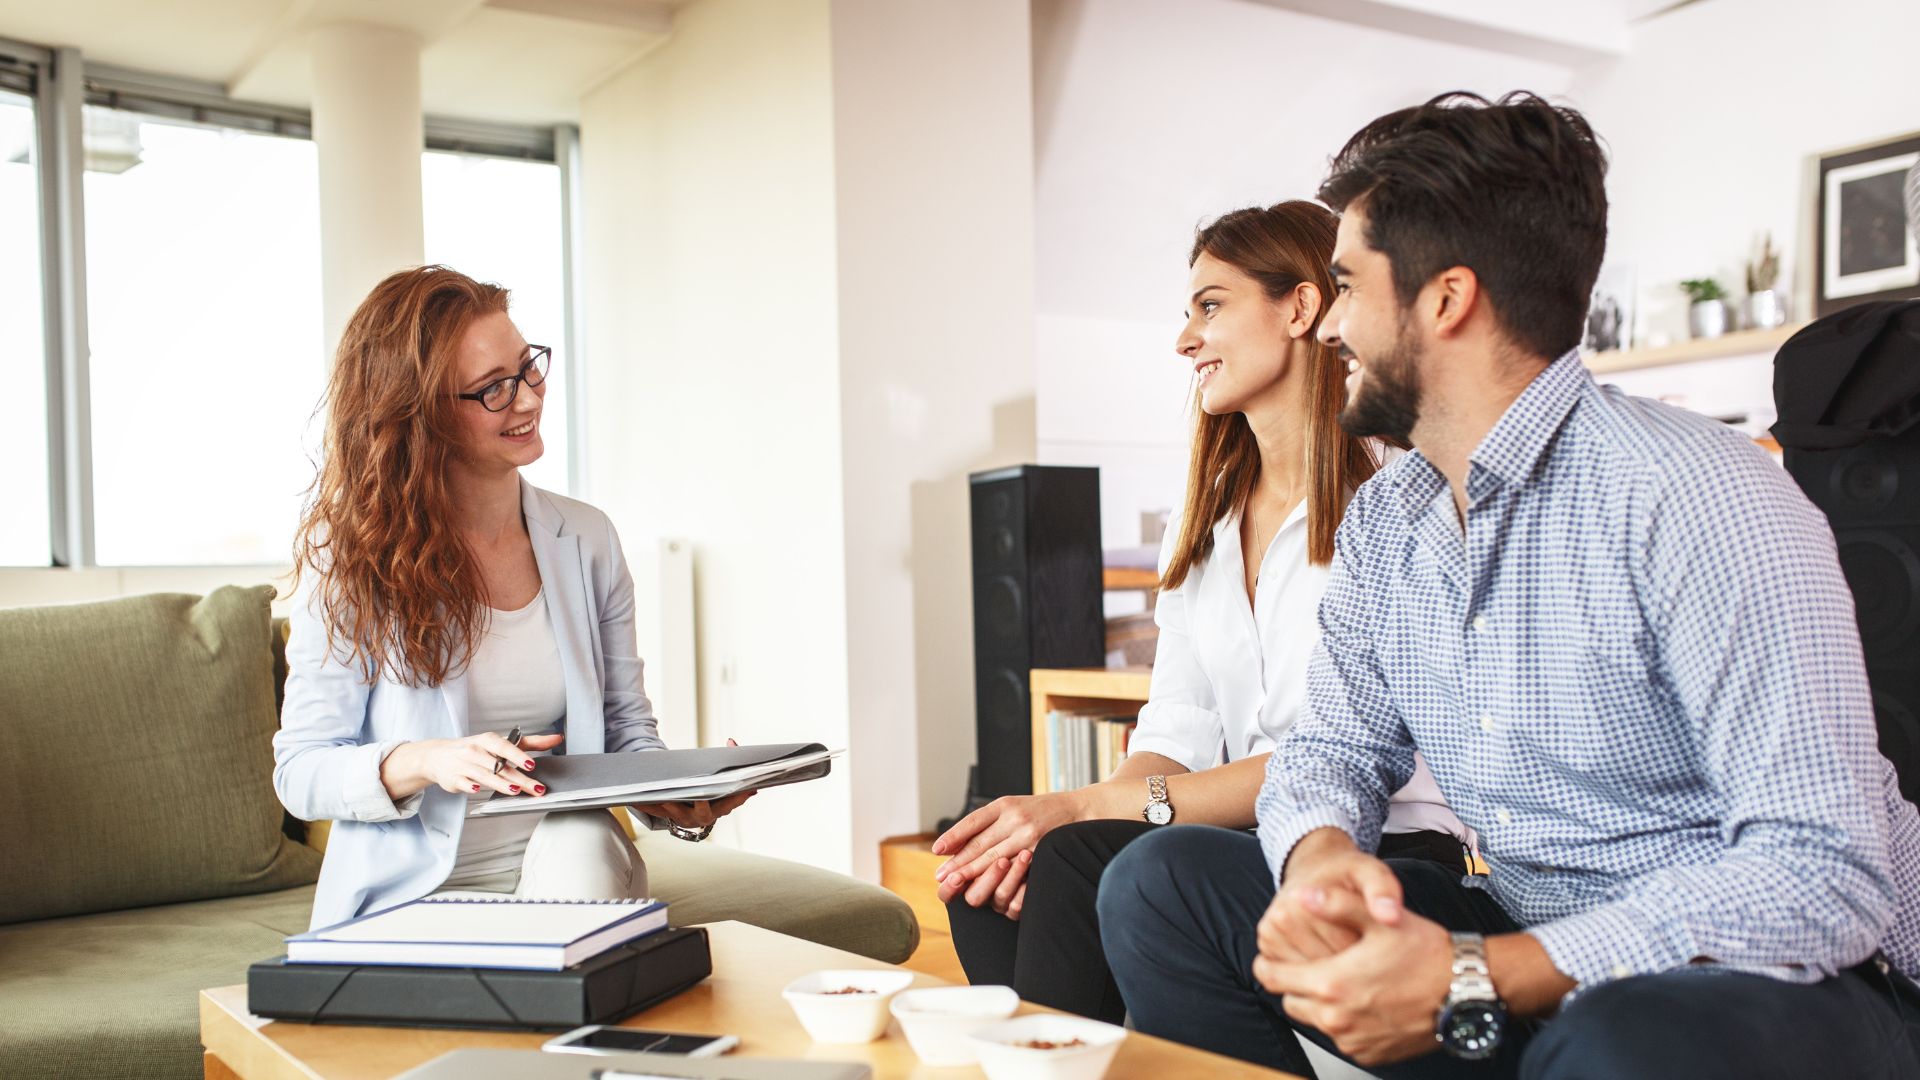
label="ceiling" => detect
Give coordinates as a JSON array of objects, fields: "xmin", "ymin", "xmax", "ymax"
[{"xmin": 0, "ymin": 0, "xmax": 689, "ymax": 124}]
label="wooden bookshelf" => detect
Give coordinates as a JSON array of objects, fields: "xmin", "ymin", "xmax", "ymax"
[
  {"xmin": 1584, "ymin": 321, "xmax": 1807, "ymax": 374},
  {"xmin": 1030, "ymin": 666, "xmax": 1152, "ymax": 793}
]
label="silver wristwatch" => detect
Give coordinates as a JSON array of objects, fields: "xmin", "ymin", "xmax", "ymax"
[
  {"xmin": 1142, "ymin": 775, "xmax": 1174, "ymax": 825},
  {"xmin": 667, "ymin": 821, "xmax": 714, "ymax": 843},
  {"xmin": 1435, "ymin": 932, "xmax": 1506, "ymax": 1059}
]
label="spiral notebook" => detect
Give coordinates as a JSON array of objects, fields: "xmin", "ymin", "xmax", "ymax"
[{"xmin": 286, "ymin": 896, "xmax": 668, "ymax": 970}]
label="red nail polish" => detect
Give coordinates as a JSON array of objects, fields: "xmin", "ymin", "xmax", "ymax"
[
  {"xmin": 471, "ymin": 784, "xmax": 481, "ymax": 792},
  {"xmin": 510, "ymin": 785, "xmax": 521, "ymax": 794},
  {"xmin": 523, "ymin": 761, "xmax": 535, "ymax": 771},
  {"xmin": 535, "ymin": 785, "xmax": 547, "ymax": 794}
]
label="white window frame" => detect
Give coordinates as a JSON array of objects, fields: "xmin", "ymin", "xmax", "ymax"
[{"xmin": 2, "ymin": 36, "xmax": 585, "ymax": 568}]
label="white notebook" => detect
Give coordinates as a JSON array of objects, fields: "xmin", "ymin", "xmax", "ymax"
[{"xmin": 286, "ymin": 896, "xmax": 668, "ymax": 970}]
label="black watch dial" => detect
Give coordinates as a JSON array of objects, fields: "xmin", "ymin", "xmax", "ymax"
[{"xmin": 1437, "ymin": 999, "xmax": 1505, "ymax": 1060}]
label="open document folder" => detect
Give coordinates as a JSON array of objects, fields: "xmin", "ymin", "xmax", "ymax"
[{"xmin": 468, "ymin": 742, "xmax": 842, "ymax": 817}]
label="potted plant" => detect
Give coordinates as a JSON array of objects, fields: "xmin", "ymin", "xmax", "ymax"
[
  {"xmin": 1744, "ymin": 233, "xmax": 1788, "ymax": 329},
  {"xmin": 1680, "ymin": 277, "xmax": 1729, "ymax": 339}
]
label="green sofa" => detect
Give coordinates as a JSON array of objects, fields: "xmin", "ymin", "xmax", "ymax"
[{"xmin": 0, "ymin": 586, "xmax": 916, "ymax": 1080}]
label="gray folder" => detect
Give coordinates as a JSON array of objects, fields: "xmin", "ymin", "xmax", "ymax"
[
  {"xmin": 471, "ymin": 742, "xmax": 834, "ymax": 818},
  {"xmin": 396, "ymin": 1048, "xmax": 871, "ymax": 1080}
]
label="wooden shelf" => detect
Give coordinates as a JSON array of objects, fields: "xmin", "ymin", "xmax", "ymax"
[
  {"xmin": 1103, "ymin": 566, "xmax": 1160, "ymax": 591},
  {"xmin": 1029, "ymin": 667, "xmax": 1152, "ymax": 794},
  {"xmin": 1585, "ymin": 321, "xmax": 1808, "ymax": 374}
]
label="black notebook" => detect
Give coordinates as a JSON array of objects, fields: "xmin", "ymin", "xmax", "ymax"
[{"xmin": 249, "ymin": 926, "xmax": 712, "ymax": 1031}]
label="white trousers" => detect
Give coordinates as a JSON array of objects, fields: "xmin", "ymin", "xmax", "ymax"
[{"xmin": 431, "ymin": 809, "xmax": 649, "ymax": 901}]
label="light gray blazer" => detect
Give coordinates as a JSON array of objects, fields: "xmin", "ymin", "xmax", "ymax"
[{"xmin": 273, "ymin": 478, "xmax": 666, "ymax": 929}]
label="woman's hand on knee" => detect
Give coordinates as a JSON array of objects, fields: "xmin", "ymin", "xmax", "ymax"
[{"xmin": 931, "ymin": 792, "xmax": 1082, "ymax": 894}]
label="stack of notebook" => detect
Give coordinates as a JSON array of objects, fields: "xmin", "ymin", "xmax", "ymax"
[{"xmin": 250, "ymin": 897, "xmax": 711, "ymax": 1030}]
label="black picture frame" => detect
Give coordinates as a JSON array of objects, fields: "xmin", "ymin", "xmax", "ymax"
[{"xmin": 1816, "ymin": 133, "xmax": 1920, "ymax": 317}]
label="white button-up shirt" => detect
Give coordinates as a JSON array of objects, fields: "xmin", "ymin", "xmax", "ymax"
[{"xmin": 1133, "ymin": 498, "xmax": 1468, "ymax": 842}]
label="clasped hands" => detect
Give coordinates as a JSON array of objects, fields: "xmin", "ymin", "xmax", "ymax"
[
  {"xmin": 1254, "ymin": 828, "xmax": 1454, "ymax": 1067},
  {"xmin": 930, "ymin": 790, "xmax": 1086, "ymax": 920}
]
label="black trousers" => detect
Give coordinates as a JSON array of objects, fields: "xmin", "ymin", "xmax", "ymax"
[
  {"xmin": 1098, "ymin": 825, "xmax": 1920, "ymax": 1079},
  {"xmin": 946, "ymin": 818, "xmax": 1468, "ymax": 1023}
]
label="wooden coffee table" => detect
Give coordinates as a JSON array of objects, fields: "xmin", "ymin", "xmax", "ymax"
[{"xmin": 200, "ymin": 920, "xmax": 1299, "ymax": 1079}]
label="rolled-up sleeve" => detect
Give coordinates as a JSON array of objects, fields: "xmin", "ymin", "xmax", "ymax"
[{"xmin": 1127, "ymin": 526, "xmax": 1223, "ymax": 773}]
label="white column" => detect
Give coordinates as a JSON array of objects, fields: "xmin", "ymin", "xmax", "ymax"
[{"xmin": 310, "ymin": 23, "xmax": 426, "ymax": 357}]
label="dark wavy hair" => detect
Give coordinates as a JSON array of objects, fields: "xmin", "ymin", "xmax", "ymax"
[
  {"xmin": 1317, "ymin": 90, "xmax": 1609, "ymax": 360},
  {"xmin": 292, "ymin": 265, "xmax": 509, "ymax": 687}
]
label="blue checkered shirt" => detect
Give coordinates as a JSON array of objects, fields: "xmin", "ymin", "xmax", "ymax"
[{"xmin": 1257, "ymin": 350, "xmax": 1920, "ymax": 990}]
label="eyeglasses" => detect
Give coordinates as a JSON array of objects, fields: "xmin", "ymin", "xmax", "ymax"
[{"xmin": 456, "ymin": 346, "xmax": 551, "ymax": 412}]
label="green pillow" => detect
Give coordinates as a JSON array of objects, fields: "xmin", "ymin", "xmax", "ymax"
[{"xmin": 0, "ymin": 585, "xmax": 320, "ymax": 924}]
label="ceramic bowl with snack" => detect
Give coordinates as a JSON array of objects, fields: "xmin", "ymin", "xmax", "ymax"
[
  {"xmin": 780, "ymin": 968, "xmax": 916, "ymax": 1043},
  {"xmin": 888, "ymin": 985, "xmax": 1022, "ymax": 1065},
  {"xmin": 969, "ymin": 1013, "xmax": 1128, "ymax": 1080}
]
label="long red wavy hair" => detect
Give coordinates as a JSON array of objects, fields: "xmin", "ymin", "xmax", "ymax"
[{"xmin": 292, "ymin": 265, "xmax": 510, "ymax": 687}]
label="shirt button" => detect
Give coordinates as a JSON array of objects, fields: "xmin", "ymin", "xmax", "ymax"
[
  {"xmin": 1611, "ymin": 964, "xmax": 1631, "ymax": 980},
  {"xmin": 1479, "ymin": 715, "xmax": 1496, "ymax": 732},
  {"xmin": 1472, "ymin": 614, "xmax": 1490, "ymax": 632},
  {"xmin": 1496, "ymin": 808, "xmax": 1513, "ymax": 825}
]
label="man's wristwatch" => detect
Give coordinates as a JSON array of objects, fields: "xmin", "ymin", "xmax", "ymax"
[
  {"xmin": 667, "ymin": 822, "xmax": 713, "ymax": 843},
  {"xmin": 1435, "ymin": 932, "xmax": 1507, "ymax": 1060},
  {"xmin": 1142, "ymin": 775, "xmax": 1174, "ymax": 825}
]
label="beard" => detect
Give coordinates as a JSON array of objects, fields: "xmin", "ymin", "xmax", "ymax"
[{"xmin": 1337, "ymin": 322, "xmax": 1423, "ymax": 444}]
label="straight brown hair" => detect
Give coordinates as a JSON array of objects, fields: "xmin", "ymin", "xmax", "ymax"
[{"xmin": 1161, "ymin": 201, "xmax": 1383, "ymax": 589}]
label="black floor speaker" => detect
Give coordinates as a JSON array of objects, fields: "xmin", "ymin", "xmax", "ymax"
[
  {"xmin": 969, "ymin": 465, "xmax": 1105, "ymax": 797},
  {"xmin": 1784, "ymin": 436, "xmax": 1920, "ymax": 804}
]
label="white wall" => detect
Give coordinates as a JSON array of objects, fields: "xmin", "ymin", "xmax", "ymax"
[
  {"xmin": 1566, "ymin": 0, "xmax": 1920, "ymax": 418},
  {"xmin": 828, "ymin": 0, "xmax": 1039, "ymax": 864},
  {"xmin": 1031, "ymin": 0, "xmax": 1575, "ymax": 546},
  {"xmin": 580, "ymin": 0, "xmax": 1038, "ymax": 876},
  {"xmin": 578, "ymin": 0, "xmax": 855, "ymax": 870}
]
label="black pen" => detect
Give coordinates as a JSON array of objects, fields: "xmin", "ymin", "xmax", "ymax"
[{"xmin": 493, "ymin": 726, "xmax": 522, "ymax": 784}]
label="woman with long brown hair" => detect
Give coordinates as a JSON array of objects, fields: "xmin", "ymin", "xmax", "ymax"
[
  {"xmin": 935, "ymin": 202, "xmax": 1467, "ymax": 1021},
  {"xmin": 274, "ymin": 265, "xmax": 748, "ymax": 929}
]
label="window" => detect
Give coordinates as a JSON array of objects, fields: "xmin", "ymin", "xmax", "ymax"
[
  {"xmin": 4, "ymin": 46, "xmax": 578, "ymax": 570},
  {"xmin": 82, "ymin": 106, "xmax": 326, "ymax": 565},
  {"xmin": 0, "ymin": 87, "xmax": 50, "ymax": 566},
  {"xmin": 422, "ymin": 150, "xmax": 571, "ymax": 494}
]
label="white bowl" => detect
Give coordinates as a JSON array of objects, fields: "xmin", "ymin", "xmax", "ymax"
[
  {"xmin": 889, "ymin": 985, "xmax": 1022, "ymax": 1065},
  {"xmin": 780, "ymin": 968, "xmax": 916, "ymax": 1043},
  {"xmin": 969, "ymin": 1013, "xmax": 1128, "ymax": 1080}
]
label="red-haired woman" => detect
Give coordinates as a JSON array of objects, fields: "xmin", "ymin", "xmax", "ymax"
[
  {"xmin": 938, "ymin": 202, "xmax": 1469, "ymax": 1021},
  {"xmin": 274, "ymin": 265, "xmax": 748, "ymax": 929}
]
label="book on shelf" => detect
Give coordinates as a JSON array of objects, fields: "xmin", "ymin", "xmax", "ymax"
[{"xmin": 1044, "ymin": 708, "xmax": 1140, "ymax": 790}]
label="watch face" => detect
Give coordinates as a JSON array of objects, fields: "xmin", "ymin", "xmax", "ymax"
[
  {"xmin": 1144, "ymin": 802, "xmax": 1174, "ymax": 825},
  {"xmin": 1437, "ymin": 1000, "xmax": 1504, "ymax": 1060}
]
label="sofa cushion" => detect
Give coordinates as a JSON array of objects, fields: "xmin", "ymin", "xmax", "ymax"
[
  {"xmin": 636, "ymin": 828, "xmax": 919, "ymax": 964},
  {"xmin": 0, "ymin": 586, "xmax": 320, "ymax": 924},
  {"xmin": 0, "ymin": 885, "xmax": 317, "ymax": 1080}
]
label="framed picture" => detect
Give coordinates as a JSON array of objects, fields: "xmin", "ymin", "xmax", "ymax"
[
  {"xmin": 1582, "ymin": 261, "xmax": 1635, "ymax": 355},
  {"xmin": 1817, "ymin": 133, "xmax": 1920, "ymax": 316}
]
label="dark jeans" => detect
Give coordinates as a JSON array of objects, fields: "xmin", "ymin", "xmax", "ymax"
[
  {"xmin": 947, "ymin": 819, "xmax": 1467, "ymax": 1024},
  {"xmin": 1097, "ymin": 825, "xmax": 1920, "ymax": 1079}
]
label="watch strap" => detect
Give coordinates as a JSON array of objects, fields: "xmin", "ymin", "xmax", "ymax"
[{"xmin": 1447, "ymin": 933, "xmax": 1496, "ymax": 1005}]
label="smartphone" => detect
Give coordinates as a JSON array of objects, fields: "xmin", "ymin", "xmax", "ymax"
[{"xmin": 542, "ymin": 1025, "xmax": 740, "ymax": 1057}]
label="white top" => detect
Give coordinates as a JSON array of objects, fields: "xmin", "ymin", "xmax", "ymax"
[
  {"xmin": 444, "ymin": 588, "xmax": 569, "ymax": 887},
  {"xmin": 1132, "ymin": 500, "xmax": 1469, "ymax": 841}
]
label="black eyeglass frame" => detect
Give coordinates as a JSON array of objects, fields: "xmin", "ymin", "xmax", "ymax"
[{"xmin": 457, "ymin": 346, "xmax": 552, "ymax": 412}]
